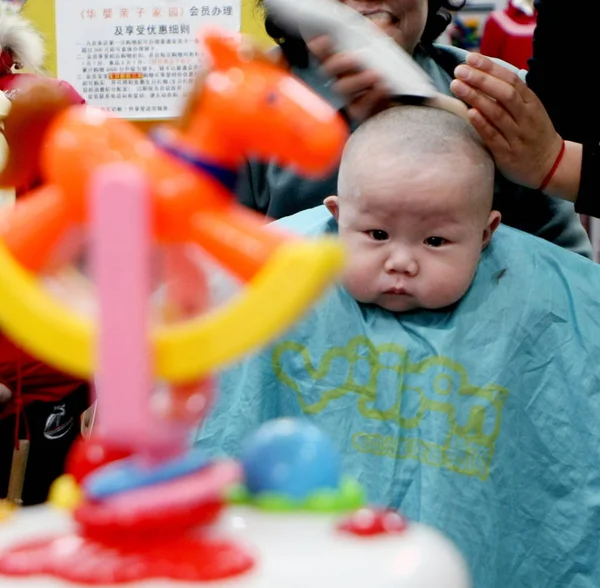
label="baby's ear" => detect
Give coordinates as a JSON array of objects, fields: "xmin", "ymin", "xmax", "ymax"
[
  {"xmin": 324, "ymin": 195, "xmax": 339, "ymax": 220},
  {"xmin": 482, "ymin": 210, "xmax": 501, "ymax": 249}
]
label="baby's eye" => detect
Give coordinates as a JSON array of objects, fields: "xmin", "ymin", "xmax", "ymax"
[
  {"xmin": 367, "ymin": 230, "xmax": 389, "ymax": 241},
  {"xmin": 425, "ymin": 236, "xmax": 447, "ymax": 247}
]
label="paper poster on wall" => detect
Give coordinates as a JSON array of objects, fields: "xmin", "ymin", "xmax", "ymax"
[{"xmin": 55, "ymin": 0, "xmax": 241, "ymax": 119}]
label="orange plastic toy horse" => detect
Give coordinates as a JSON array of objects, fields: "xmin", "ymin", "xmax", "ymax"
[{"xmin": 0, "ymin": 30, "xmax": 348, "ymax": 280}]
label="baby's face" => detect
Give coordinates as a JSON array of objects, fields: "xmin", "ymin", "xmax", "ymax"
[{"xmin": 328, "ymin": 157, "xmax": 499, "ymax": 312}]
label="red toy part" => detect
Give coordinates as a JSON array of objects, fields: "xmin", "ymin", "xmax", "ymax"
[
  {"xmin": 65, "ymin": 436, "xmax": 133, "ymax": 484},
  {"xmin": 77, "ymin": 499, "xmax": 224, "ymax": 543},
  {"xmin": 0, "ymin": 532, "xmax": 254, "ymax": 584},
  {"xmin": 75, "ymin": 460, "xmax": 240, "ymax": 534},
  {"xmin": 338, "ymin": 508, "xmax": 409, "ymax": 537}
]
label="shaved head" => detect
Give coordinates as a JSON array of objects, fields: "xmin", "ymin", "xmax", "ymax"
[{"xmin": 337, "ymin": 105, "xmax": 495, "ymax": 216}]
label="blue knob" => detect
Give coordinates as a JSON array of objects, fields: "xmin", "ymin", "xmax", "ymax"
[{"xmin": 241, "ymin": 419, "xmax": 341, "ymax": 501}]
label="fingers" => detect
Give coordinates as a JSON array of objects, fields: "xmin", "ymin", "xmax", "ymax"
[
  {"xmin": 347, "ymin": 84, "xmax": 390, "ymax": 121},
  {"xmin": 447, "ymin": 53, "xmax": 565, "ymax": 190},
  {"xmin": 467, "ymin": 108, "xmax": 510, "ymax": 153},
  {"xmin": 333, "ymin": 69, "xmax": 380, "ymax": 97},
  {"xmin": 464, "ymin": 53, "xmax": 523, "ymax": 88},
  {"xmin": 427, "ymin": 93, "xmax": 469, "ymax": 120},
  {"xmin": 307, "ymin": 34, "xmax": 390, "ymax": 121},
  {"xmin": 454, "ymin": 65, "xmax": 526, "ymax": 121},
  {"xmin": 307, "ymin": 35, "xmax": 335, "ymax": 62},
  {"xmin": 308, "ymin": 36, "xmax": 367, "ymax": 81},
  {"xmin": 308, "ymin": 36, "xmax": 375, "ymax": 95},
  {"xmin": 322, "ymin": 51, "xmax": 367, "ymax": 78},
  {"xmin": 451, "ymin": 78, "xmax": 520, "ymax": 138}
]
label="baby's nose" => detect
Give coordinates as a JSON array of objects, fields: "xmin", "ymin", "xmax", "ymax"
[{"xmin": 384, "ymin": 248, "xmax": 418, "ymax": 276}]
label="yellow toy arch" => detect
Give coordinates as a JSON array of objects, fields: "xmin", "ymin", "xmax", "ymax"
[{"xmin": 0, "ymin": 237, "xmax": 344, "ymax": 382}]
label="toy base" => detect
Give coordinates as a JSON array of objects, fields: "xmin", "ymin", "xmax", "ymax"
[
  {"xmin": 0, "ymin": 505, "xmax": 472, "ymax": 588},
  {"xmin": 0, "ymin": 530, "xmax": 254, "ymax": 585}
]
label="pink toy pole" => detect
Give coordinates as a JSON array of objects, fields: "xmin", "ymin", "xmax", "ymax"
[{"xmin": 89, "ymin": 163, "xmax": 151, "ymax": 449}]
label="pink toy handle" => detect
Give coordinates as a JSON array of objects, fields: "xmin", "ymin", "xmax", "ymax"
[{"xmin": 90, "ymin": 163, "xmax": 152, "ymax": 449}]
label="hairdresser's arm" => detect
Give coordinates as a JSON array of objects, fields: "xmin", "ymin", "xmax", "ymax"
[
  {"xmin": 542, "ymin": 142, "xmax": 582, "ymax": 203},
  {"xmin": 449, "ymin": 53, "xmax": 585, "ymax": 204}
]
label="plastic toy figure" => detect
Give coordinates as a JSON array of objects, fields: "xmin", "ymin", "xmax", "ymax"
[
  {"xmin": 0, "ymin": 24, "xmax": 472, "ymax": 588},
  {"xmin": 0, "ymin": 28, "xmax": 348, "ymax": 447}
]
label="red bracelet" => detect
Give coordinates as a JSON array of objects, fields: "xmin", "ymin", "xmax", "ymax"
[{"xmin": 539, "ymin": 140, "xmax": 566, "ymax": 192}]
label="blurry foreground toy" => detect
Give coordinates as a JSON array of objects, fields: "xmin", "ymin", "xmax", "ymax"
[
  {"xmin": 0, "ymin": 419, "xmax": 472, "ymax": 587},
  {"xmin": 0, "ymin": 25, "xmax": 470, "ymax": 588},
  {"xmin": 0, "ymin": 29, "xmax": 347, "ymax": 385}
]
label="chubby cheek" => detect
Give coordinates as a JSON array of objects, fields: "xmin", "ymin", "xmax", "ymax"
[
  {"xmin": 342, "ymin": 261, "xmax": 378, "ymax": 303},
  {"xmin": 339, "ymin": 243, "xmax": 382, "ymax": 303},
  {"xmin": 420, "ymin": 257, "xmax": 479, "ymax": 308}
]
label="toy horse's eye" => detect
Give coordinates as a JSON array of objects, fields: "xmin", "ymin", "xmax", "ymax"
[{"xmin": 266, "ymin": 92, "xmax": 278, "ymax": 105}]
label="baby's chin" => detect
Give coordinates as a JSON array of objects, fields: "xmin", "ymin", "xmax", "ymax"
[
  {"xmin": 344, "ymin": 281, "xmax": 468, "ymax": 313},
  {"xmin": 366, "ymin": 291, "xmax": 465, "ymax": 313},
  {"xmin": 375, "ymin": 295, "xmax": 423, "ymax": 313},
  {"xmin": 351, "ymin": 290, "xmax": 423, "ymax": 313}
]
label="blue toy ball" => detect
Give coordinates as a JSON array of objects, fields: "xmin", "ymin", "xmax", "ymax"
[{"xmin": 241, "ymin": 418, "xmax": 341, "ymax": 501}]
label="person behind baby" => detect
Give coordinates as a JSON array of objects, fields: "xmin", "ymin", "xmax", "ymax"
[{"xmin": 323, "ymin": 104, "xmax": 501, "ymax": 312}]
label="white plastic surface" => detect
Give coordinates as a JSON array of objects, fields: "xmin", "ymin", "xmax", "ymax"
[{"xmin": 0, "ymin": 505, "xmax": 472, "ymax": 587}]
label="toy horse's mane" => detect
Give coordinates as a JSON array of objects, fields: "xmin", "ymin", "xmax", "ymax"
[{"xmin": 0, "ymin": 4, "xmax": 45, "ymax": 72}]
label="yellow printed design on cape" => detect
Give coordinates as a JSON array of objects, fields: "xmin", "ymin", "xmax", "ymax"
[{"xmin": 273, "ymin": 335, "xmax": 509, "ymax": 481}]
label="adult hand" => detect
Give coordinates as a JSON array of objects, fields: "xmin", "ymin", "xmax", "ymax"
[
  {"xmin": 307, "ymin": 35, "xmax": 392, "ymax": 123},
  {"xmin": 450, "ymin": 53, "xmax": 563, "ymax": 190}
]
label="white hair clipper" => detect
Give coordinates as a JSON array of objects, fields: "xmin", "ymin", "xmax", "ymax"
[{"xmin": 263, "ymin": 0, "xmax": 467, "ymax": 118}]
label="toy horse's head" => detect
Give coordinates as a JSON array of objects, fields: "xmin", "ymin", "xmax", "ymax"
[{"xmin": 182, "ymin": 31, "xmax": 348, "ymax": 177}]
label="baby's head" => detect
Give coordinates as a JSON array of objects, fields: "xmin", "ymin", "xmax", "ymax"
[{"xmin": 325, "ymin": 105, "xmax": 500, "ymax": 312}]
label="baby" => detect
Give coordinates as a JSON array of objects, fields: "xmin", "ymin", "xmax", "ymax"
[
  {"xmin": 197, "ymin": 104, "xmax": 600, "ymax": 588},
  {"xmin": 324, "ymin": 104, "xmax": 501, "ymax": 312}
]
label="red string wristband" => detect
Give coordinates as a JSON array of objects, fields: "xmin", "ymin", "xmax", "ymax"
[{"xmin": 539, "ymin": 140, "xmax": 566, "ymax": 192}]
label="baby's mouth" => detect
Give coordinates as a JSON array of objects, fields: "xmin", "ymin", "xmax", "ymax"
[{"xmin": 384, "ymin": 287, "xmax": 408, "ymax": 295}]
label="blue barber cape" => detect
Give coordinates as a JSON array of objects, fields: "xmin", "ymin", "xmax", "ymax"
[{"xmin": 196, "ymin": 206, "xmax": 600, "ymax": 588}]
